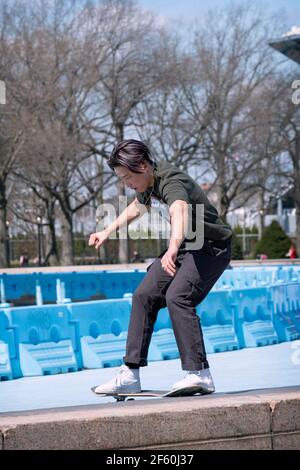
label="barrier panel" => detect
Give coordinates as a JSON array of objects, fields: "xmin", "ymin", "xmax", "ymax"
[
  {"xmin": 3, "ymin": 305, "xmax": 79, "ymax": 377},
  {"xmin": 1, "ymin": 273, "xmax": 36, "ymax": 306},
  {"xmin": 68, "ymin": 298, "xmax": 132, "ymax": 369},
  {"xmin": 231, "ymin": 287, "xmax": 279, "ymax": 348},
  {"xmin": 81, "ymin": 332, "xmax": 128, "ymax": 368},
  {"xmin": 269, "ymin": 284, "xmax": 300, "ymax": 342},
  {"xmin": 0, "ymin": 310, "xmax": 13, "ymax": 380},
  {"xmin": 196, "ymin": 291, "xmax": 239, "ymax": 353},
  {"xmin": 286, "ymin": 282, "xmax": 300, "ymax": 330},
  {"xmin": 91, "ymin": 271, "xmax": 144, "ymax": 299},
  {"xmin": 149, "ymin": 329, "xmax": 179, "ymax": 361}
]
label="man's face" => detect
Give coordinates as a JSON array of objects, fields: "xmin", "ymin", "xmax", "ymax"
[{"xmin": 114, "ymin": 163, "xmax": 152, "ymax": 192}]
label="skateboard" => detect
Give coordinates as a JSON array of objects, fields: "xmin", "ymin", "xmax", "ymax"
[{"xmin": 91, "ymin": 385, "xmax": 213, "ymax": 402}]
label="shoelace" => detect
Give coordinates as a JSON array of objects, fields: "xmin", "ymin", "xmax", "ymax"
[
  {"xmin": 186, "ymin": 371, "xmax": 212, "ymax": 385},
  {"xmin": 115, "ymin": 365, "xmax": 131, "ymax": 387}
]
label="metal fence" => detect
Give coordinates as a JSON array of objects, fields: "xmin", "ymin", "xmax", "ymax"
[{"xmin": 5, "ymin": 236, "xmax": 169, "ymax": 267}]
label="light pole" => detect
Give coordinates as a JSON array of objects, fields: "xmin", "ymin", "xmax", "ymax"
[
  {"xmin": 242, "ymin": 207, "xmax": 246, "ymax": 257},
  {"xmin": 258, "ymin": 209, "xmax": 264, "ymax": 240},
  {"xmin": 5, "ymin": 220, "xmax": 10, "ymax": 267},
  {"xmin": 36, "ymin": 215, "xmax": 42, "ymax": 266}
]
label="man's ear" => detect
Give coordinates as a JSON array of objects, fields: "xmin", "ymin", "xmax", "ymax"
[{"xmin": 139, "ymin": 161, "xmax": 148, "ymax": 172}]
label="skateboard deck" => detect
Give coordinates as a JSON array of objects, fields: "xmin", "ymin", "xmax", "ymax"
[{"xmin": 91, "ymin": 385, "xmax": 213, "ymax": 401}]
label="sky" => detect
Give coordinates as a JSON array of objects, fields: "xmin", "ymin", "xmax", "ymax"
[{"xmin": 138, "ymin": 0, "xmax": 300, "ymax": 31}]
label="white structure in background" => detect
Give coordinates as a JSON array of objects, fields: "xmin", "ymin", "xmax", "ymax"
[{"xmin": 226, "ymin": 201, "xmax": 296, "ymax": 237}]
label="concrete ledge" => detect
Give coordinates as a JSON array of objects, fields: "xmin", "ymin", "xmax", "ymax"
[{"xmin": 1, "ymin": 387, "xmax": 299, "ymax": 450}]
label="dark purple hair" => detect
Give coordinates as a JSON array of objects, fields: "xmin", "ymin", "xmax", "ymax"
[{"xmin": 108, "ymin": 139, "xmax": 154, "ymax": 173}]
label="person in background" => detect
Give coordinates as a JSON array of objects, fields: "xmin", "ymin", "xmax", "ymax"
[
  {"xmin": 286, "ymin": 243, "xmax": 297, "ymax": 259},
  {"xmin": 131, "ymin": 250, "xmax": 141, "ymax": 263},
  {"xmin": 19, "ymin": 253, "xmax": 29, "ymax": 267}
]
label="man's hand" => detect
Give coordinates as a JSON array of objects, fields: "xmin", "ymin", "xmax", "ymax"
[
  {"xmin": 88, "ymin": 230, "xmax": 109, "ymax": 250},
  {"xmin": 161, "ymin": 247, "xmax": 178, "ymax": 277}
]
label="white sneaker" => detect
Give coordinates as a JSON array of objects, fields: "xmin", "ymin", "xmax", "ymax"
[
  {"xmin": 93, "ymin": 365, "xmax": 141, "ymax": 394},
  {"xmin": 171, "ymin": 368, "xmax": 215, "ymax": 394}
]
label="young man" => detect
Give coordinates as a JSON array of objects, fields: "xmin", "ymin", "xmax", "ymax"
[{"xmin": 89, "ymin": 139, "xmax": 232, "ymax": 394}]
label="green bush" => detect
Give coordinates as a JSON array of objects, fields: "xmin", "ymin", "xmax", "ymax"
[
  {"xmin": 234, "ymin": 224, "xmax": 258, "ymax": 235},
  {"xmin": 254, "ymin": 220, "xmax": 291, "ymax": 259}
]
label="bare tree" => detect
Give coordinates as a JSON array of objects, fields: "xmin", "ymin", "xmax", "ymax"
[
  {"xmin": 130, "ymin": 2, "xmax": 285, "ymax": 225},
  {"xmin": 131, "ymin": 26, "xmax": 211, "ymax": 171},
  {"xmin": 271, "ymin": 74, "xmax": 300, "ymax": 253},
  {"xmin": 0, "ymin": 0, "xmax": 25, "ymax": 267},
  {"xmin": 87, "ymin": 0, "xmax": 171, "ymax": 262},
  {"xmin": 8, "ymin": 0, "xmax": 115, "ymax": 265},
  {"xmin": 181, "ymin": 1, "xmax": 283, "ymax": 219}
]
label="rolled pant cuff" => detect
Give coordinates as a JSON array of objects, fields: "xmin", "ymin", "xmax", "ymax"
[
  {"xmin": 124, "ymin": 356, "xmax": 148, "ymax": 367},
  {"xmin": 182, "ymin": 361, "xmax": 209, "ymax": 371}
]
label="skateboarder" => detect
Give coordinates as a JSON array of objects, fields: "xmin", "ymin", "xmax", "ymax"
[{"xmin": 89, "ymin": 139, "xmax": 232, "ymax": 394}]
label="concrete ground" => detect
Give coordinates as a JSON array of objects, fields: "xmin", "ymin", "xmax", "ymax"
[{"xmin": 1, "ymin": 341, "xmax": 300, "ymax": 414}]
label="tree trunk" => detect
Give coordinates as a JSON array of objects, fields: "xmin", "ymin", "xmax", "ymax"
[
  {"xmin": 42, "ymin": 198, "xmax": 60, "ymax": 266},
  {"xmin": 44, "ymin": 221, "xmax": 60, "ymax": 266},
  {"xmin": 0, "ymin": 180, "xmax": 8, "ymax": 268},
  {"xmin": 216, "ymin": 171, "xmax": 229, "ymax": 220},
  {"xmin": 60, "ymin": 210, "xmax": 74, "ymax": 266},
  {"xmin": 116, "ymin": 124, "xmax": 128, "ymax": 264},
  {"xmin": 213, "ymin": 147, "xmax": 229, "ymax": 220},
  {"xmin": 0, "ymin": 211, "xmax": 8, "ymax": 268}
]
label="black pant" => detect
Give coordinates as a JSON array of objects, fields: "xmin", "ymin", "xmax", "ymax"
[{"xmin": 124, "ymin": 237, "xmax": 232, "ymax": 370}]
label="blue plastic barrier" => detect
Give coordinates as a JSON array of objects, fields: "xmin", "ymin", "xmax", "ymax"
[
  {"xmin": 39, "ymin": 272, "xmax": 73, "ymax": 302},
  {"xmin": 0, "ymin": 310, "xmax": 13, "ymax": 380},
  {"xmin": 2, "ymin": 266, "xmax": 300, "ymax": 304},
  {"xmin": 68, "ymin": 298, "xmax": 132, "ymax": 337},
  {"xmin": 269, "ymin": 284, "xmax": 300, "ymax": 342},
  {"xmin": 3, "ymin": 305, "xmax": 79, "ymax": 377},
  {"xmin": 196, "ymin": 291, "xmax": 239, "ymax": 353},
  {"xmin": 286, "ymin": 283, "xmax": 300, "ymax": 330},
  {"xmin": 0, "ymin": 342, "xmax": 12, "ymax": 381},
  {"xmin": 80, "ymin": 332, "xmax": 128, "ymax": 368},
  {"xmin": 213, "ymin": 266, "xmax": 300, "ymax": 290},
  {"xmin": 0, "ymin": 270, "xmax": 146, "ymax": 304},
  {"xmin": 68, "ymin": 272, "xmax": 106, "ymax": 301},
  {"xmin": 154, "ymin": 307, "xmax": 172, "ymax": 332},
  {"xmin": 214, "ymin": 270, "xmax": 235, "ymax": 289},
  {"xmin": 149, "ymin": 329, "xmax": 179, "ymax": 361},
  {"xmin": 94, "ymin": 271, "xmax": 144, "ymax": 299},
  {"xmin": 1, "ymin": 273, "xmax": 36, "ymax": 305},
  {"xmin": 231, "ymin": 287, "xmax": 279, "ymax": 348},
  {"xmin": 68, "ymin": 298, "xmax": 132, "ymax": 369}
]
